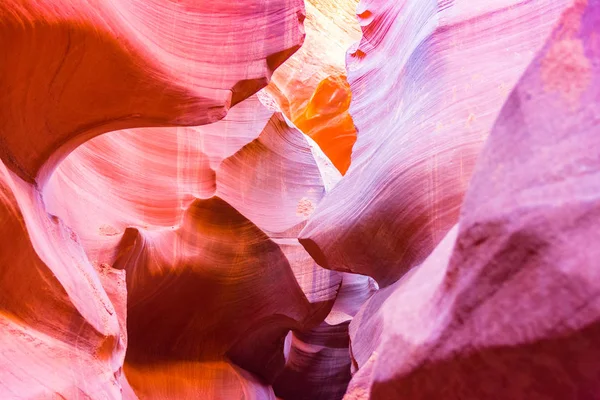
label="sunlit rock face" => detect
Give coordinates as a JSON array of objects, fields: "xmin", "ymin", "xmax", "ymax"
[
  {"xmin": 265, "ymin": 0, "xmax": 362, "ymax": 175},
  {"xmin": 0, "ymin": 0, "xmax": 308, "ymax": 398},
  {"xmin": 2, "ymin": 0, "xmax": 599, "ymax": 398},
  {"xmin": 300, "ymin": 0, "xmax": 572, "ymax": 287},
  {"xmin": 44, "ymin": 95, "xmax": 273, "ymax": 266},
  {"xmin": 0, "ymin": 163, "xmax": 128, "ymax": 398},
  {"xmin": 0, "ymin": 0, "xmax": 305, "ymax": 185},
  {"xmin": 345, "ymin": 0, "xmax": 600, "ymax": 397},
  {"xmin": 45, "ymin": 97, "xmax": 346, "ymax": 397},
  {"xmin": 293, "ymin": 75, "xmax": 356, "ymax": 174}
]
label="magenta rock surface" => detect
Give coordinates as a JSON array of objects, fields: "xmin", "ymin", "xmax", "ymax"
[
  {"xmin": 44, "ymin": 95, "xmax": 273, "ymax": 266},
  {"xmin": 0, "ymin": 163, "xmax": 126, "ymax": 398},
  {"xmin": 0, "ymin": 0, "xmax": 304, "ymax": 185},
  {"xmin": 2, "ymin": 0, "xmax": 599, "ymax": 398},
  {"xmin": 300, "ymin": 0, "xmax": 572, "ymax": 287},
  {"xmin": 345, "ymin": 1, "xmax": 600, "ymax": 397},
  {"xmin": 46, "ymin": 95, "xmax": 343, "ymax": 397},
  {"xmin": 274, "ymin": 273, "xmax": 378, "ymax": 400}
]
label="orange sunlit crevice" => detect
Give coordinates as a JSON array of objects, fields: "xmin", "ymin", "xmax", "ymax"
[{"xmin": 292, "ymin": 75, "xmax": 357, "ymax": 175}]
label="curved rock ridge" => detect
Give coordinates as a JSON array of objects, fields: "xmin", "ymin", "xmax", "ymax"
[
  {"xmin": 265, "ymin": 0, "xmax": 361, "ymax": 175},
  {"xmin": 300, "ymin": 0, "xmax": 573, "ymax": 287},
  {"xmin": 44, "ymin": 94, "xmax": 272, "ymax": 266},
  {"xmin": 115, "ymin": 196, "xmax": 330, "ymax": 379},
  {"xmin": 46, "ymin": 93, "xmax": 344, "ymax": 396},
  {"xmin": 345, "ymin": 1, "xmax": 600, "ymax": 397},
  {"xmin": 0, "ymin": 162, "xmax": 128, "ymax": 398},
  {"xmin": 0, "ymin": 0, "xmax": 305, "ymax": 185},
  {"xmin": 293, "ymin": 75, "xmax": 357, "ymax": 175},
  {"xmin": 274, "ymin": 273, "xmax": 378, "ymax": 400},
  {"xmin": 217, "ymin": 112, "xmax": 327, "ymax": 236},
  {"xmin": 344, "ymin": 226, "xmax": 459, "ymax": 399},
  {"xmin": 124, "ymin": 360, "xmax": 277, "ymax": 400}
]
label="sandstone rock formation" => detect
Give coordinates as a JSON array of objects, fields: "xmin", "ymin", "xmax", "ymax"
[
  {"xmin": 272, "ymin": 272, "xmax": 377, "ymax": 400},
  {"xmin": 0, "ymin": 163, "xmax": 128, "ymax": 398},
  {"xmin": 0, "ymin": 0, "xmax": 308, "ymax": 398},
  {"xmin": 300, "ymin": 0, "xmax": 572, "ymax": 287},
  {"xmin": 1, "ymin": 0, "xmax": 598, "ymax": 398},
  {"xmin": 0, "ymin": 0, "xmax": 304, "ymax": 185},
  {"xmin": 265, "ymin": 0, "xmax": 361, "ymax": 175},
  {"xmin": 44, "ymin": 96, "xmax": 347, "ymax": 397},
  {"xmin": 345, "ymin": 0, "xmax": 600, "ymax": 397}
]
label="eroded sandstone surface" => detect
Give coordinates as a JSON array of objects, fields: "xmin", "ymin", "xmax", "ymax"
[{"xmin": 1, "ymin": 0, "xmax": 598, "ymax": 399}]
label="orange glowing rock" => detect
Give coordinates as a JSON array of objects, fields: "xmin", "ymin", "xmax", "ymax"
[
  {"xmin": 264, "ymin": 0, "xmax": 362, "ymax": 176},
  {"xmin": 293, "ymin": 75, "xmax": 357, "ymax": 175}
]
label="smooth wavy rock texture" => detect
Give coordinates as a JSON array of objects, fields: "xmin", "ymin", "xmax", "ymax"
[
  {"xmin": 44, "ymin": 95, "xmax": 346, "ymax": 396},
  {"xmin": 0, "ymin": 0, "xmax": 309, "ymax": 398},
  {"xmin": 274, "ymin": 272, "xmax": 378, "ymax": 400},
  {"xmin": 265, "ymin": 0, "xmax": 361, "ymax": 175},
  {"xmin": 0, "ymin": 162, "xmax": 127, "ymax": 398},
  {"xmin": 345, "ymin": 1, "xmax": 600, "ymax": 397},
  {"xmin": 300, "ymin": 0, "xmax": 573, "ymax": 287},
  {"xmin": 2, "ymin": 0, "xmax": 599, "ymax": 398},
  {"xmin": 44, "ymin": 95, "xmax": 272, "ymax": 265},
  {"xmin": 0, "ymin": 0, "xmax": 304, "ymax": 185}
]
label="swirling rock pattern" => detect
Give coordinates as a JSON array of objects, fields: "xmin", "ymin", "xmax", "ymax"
[
  {"xmin": 46, "ymin": 98, "xmax": 343, "ymax": 397},
  {"xmin": 2, "ymin": 0, "xmax": 599, "ymax": 398},
  {"xmin": 0, "ymin": 0, "xmax": 304, "ymax": 185},
  {"xmin": 0, "ymin": 0, "xmax": 308, "ymax": 398},
  {"xmin": 300, "ymin": 0, "xmax": 572, "ymax": 287},
  {"xmin": 265, "ymin": 0, "xmax": 361, "ymax": 176},
  {"xmin": 0, "ymin": 162, "xmax": 127, "ymax": 398},
  {"xmin": 345, "ymin": 1, "xmax": 600, "ymax": 397},
  {"xmin": 274, "ymin": 272, "xmax": 377, "ymax": 400},
  {"xmin": 44, "ymin": 95, "xmax": 272, "ymax": 265}
]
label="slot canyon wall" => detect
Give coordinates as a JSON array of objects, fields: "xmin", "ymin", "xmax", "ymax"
[{"xmin": 0, "ymin": 0, "xmax": 599, "ymax": 399}]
